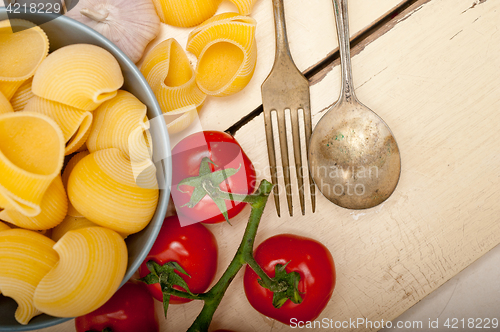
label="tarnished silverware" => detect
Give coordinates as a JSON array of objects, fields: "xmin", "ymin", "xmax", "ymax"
[
  {"xmin": 261, "ymin": 0, "xmax": 315, "ymax": 216},
  {"xmin": 308, "ymin": 0, "xmax": 401, "ymax": 209}
]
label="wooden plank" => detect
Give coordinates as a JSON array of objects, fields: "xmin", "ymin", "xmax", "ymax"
[
  {"xmin": 39, "ymin": 0, "xmax": 499, "ymax": 331},
  {"xmin": 226, "ymin": 0, "xmax": 500, "ymax": 330},
  {"xmin": 145, "ymin": 0, "xmax": 409, "ymax": 146}
]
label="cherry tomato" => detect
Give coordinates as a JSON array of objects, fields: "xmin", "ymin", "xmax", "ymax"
[
  {"xmin": 139, "ymin": 215, "xmax": 218, "ymax": 304},
  {"xmin": 75, "ymin": 280, "xmax": 158, "ymax": 332},
  {"xmin": 243, "ymin": 234, "xmax": 336, "ymax": 325},
  {"xmin": 171, "ymin": 131, "xmax": 256, "ymax": 224}
]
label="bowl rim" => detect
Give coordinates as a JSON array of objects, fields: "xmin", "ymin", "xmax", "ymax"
[{"xmin": 0, "ymin": 8, "xmax": 171, "ymax": 331}]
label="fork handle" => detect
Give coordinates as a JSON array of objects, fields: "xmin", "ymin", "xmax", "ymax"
[
  {"xmin": 272, "ymin": 0, "xmax": 293, "ymax": 61},
  {"xmin": 333, "ymin": 0, "xmax": 357, "ymax": 103}
]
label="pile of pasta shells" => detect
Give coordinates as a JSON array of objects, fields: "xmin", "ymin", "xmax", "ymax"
[
  {"xmin": 140, "ymin": 2, "xmax": 258, "ymax": 134},
  {"xmin": 0, "ymin": 19, "xmax": 158, "ymax": 325}
]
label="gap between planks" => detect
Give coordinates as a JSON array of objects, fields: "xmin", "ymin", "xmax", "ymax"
[{"xmin": 226, "ymin": 0, "xmax": 424, "ymax": 137}]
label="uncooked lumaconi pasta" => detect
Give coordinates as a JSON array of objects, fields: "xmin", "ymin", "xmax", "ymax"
[
  {"xmin": 61, "ymin": 151, "xmax": 90, "ymax": 217},
  {"xmin": 228, "ymin": 0, "xmax": 258, "ymax": 15},
  {"xmin": 51, "ymin": 215, "xmax": 126, "ymax": 242},
  {"xmin": 0, "ymin": 112, "xmax": 65, "ymax": 217},
  {"xmin": 163, "ymin": 104, "xmax": 200, "ymax": 134},
  {"xmin": 0, "ymin": 23, "xmax": 162, "ymax": 323},
  {"xmin": 0, "ymin": 92, "xmax": 13, "ymax": 114},
  {"xmin": 152, "ymin": 0, "xmax": 222, "ymax": 27},
  {"xmin": 0, "ymin": 81, "xmax": 24, "ymax": 101},
  {"xmin": 0, "ymin": 229, "xmax": 58, "ymax": 325},
  {"xmin": 9, "ymin": 78, "xmax": 34, "ymax": 112},
  {"xmin": 24, "ymin": 96, "xmax": 93, "ymax": 155},
  {"xmin": 87, "ymin": 90, "xmax": 151, "ymax": 161},
  {"xmin": 67, "ymin": 148, "xmax": 159, "ymax": 234},
  {"xmin": 33, "ymin": 227, "xmax": 127, "ymax": 317},
  {"xmin": 51, "ymin": 216, "xmax": 99, "ymax": 242},
  {"xmin": 0, "ymin": 221, "xmax": 8, "ymax": 295},
  {"xmin": 0, "ymin": 176, "xmax": 67, "ymax": 230},
  {"xmin": 0, "ymin": 19, "xmax": 49, "ymax": 81},
  {"xmin": 186, "ymin": 13, "xmax": 257, "ymax": 96},
  {"xmin": 0, "ymin": 221, "xmax": 10, "ymax": 232},
  {"xmin": 0, "ymin": 19, "xmax": 49, "ymax": 100},
  {"xmin": 32, "ymin": 44, "xmax": 124, "ymax": 111},
  {"xmin": 141, "ymin": 38, "xmax": 206, "ymax": 114},
  {"xmin": 86, "ymin": 90, "xmax": 156, "ymax": 185}
]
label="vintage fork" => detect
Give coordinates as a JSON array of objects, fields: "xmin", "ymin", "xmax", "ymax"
[{"xmin": 261, "ymin": 0, "xmax": 315, "ymax": 216}]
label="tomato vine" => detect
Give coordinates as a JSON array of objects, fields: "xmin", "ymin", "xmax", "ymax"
[{"xmin": 141, "ymin": 157, "xmax": 302, "ymax": 332}]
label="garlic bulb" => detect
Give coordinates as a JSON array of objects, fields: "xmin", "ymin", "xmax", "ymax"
[{"xmin": 66, "ymin": 0, "xmax": 161, "ymax": 63}]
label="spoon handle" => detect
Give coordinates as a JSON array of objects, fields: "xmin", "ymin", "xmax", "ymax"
[{"xmin": 333, "ymin": 0, "xmax": 356, "ymax": 103}]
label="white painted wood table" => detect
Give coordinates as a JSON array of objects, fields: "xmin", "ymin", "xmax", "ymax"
[{"xmin": 36, "ymin": 0, "xmax": 500, "ymax": 331}]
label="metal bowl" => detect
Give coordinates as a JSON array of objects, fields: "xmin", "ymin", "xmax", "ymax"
[{"xmin": 0, "ymin": 8, "xmax": 171, "ymax": 331}]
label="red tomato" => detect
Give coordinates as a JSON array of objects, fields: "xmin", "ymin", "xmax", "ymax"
[
  {"xmin": 139, "ymin": 215, "xmax": 218, "ymax": 304},
  {"xmin": 171, "ymin": 131, "xmax": 256, "ymax": 224},
  {"xmin": 243, "ymin": 234, "xmax": 336, "ymax": 325},
  {"xmin": 75, "ymin": 280, "xmax": 158, "ymax": 332}
]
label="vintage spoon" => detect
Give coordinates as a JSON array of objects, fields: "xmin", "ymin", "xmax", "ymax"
[{"xmin": 308, "ymin": 0, "xmax": 401, "ymax": 209}]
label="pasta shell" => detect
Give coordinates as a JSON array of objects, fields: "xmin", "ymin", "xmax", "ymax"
[
  {"xmin": 33, "ymin": 227, "xmax": 127, "ymax": 317},
  {"xmin": 0, "ymin": 176, "xmax": 67, "ymax": 230},
  {"xmin": 32, "ymin": 44, "xmax": 124, "ymax": 111},
  {"xmin": 0, "ymin": 229, "xmax": 58, "ymax": 325},
  {"xmin": 24, "ymin": 96, "xmax": 93, "ymax": 155},
  {"xmin": 0, "ymin": 81, "xmax": 24, "ymax": 101},
  {"xmin": 189, "ymin": 12, "xmax": 254, "ymax": 35},
  {"xmin": 141, "ymin": 39, "xmax": 206, "ymax": 113},
  {"xmin": 0, "ymin": 112, "xmax": 65, "ymax": 217},
  {"xmin": 10, "ymin": 78, "xmax": 34, "ymax": 112},
  {"xmin": 163, "ymin": 104, "xmax": 199, "ymax": 135},
  {"xmin": 86, "ymin": 90, "xmax": 157, "ymax": 185},
  {"xmin": 0, "ymin": 221, "xmax": 9, "ymax": 296},
  {"xmin": 87, "ymin": 90, "xmax": 151, "ymax": 160},
  {"xmin": 0, "ymin": 19, "xmax": 49, "ymax": 82},
  {"xmin": 61, "ymin": 151, "xmax": 90, "ymax": 217},
  {"xmin": 67, "ymin": 149, "xmax": 159, "ymax": 234},
  {"xmin": 0, "ymin": 91, "xmax": 13, "ymax": 114},
  {"xmin": 51, "ymin": 215, "xmax": 126, "ymax": 242},
  {"xmin": 152, "ymin": 0, "xmax": 222, "ymax": 27},
  {"xmin": 187, "ymin": 13, "xmax": 256, "ymax": 55},
  {"xmin": 51, "ymin": 216, "xmax": 99, "ymax": 245},
  {"xmin": 0, "ymin": 221, "xmax": 11, "ymax": 232},
  {"xmin": 186, "ymin": 13, "xmax": 257, "ymax": 96},
  {"xmin": 227, "ymin": 0, "xmax": 258, "ymax": 15}
]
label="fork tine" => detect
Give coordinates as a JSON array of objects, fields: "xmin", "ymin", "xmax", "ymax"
[
  {"xmin": 261, "ymin": 0, "xmax": 314, "ymax": 216},
  {"xmin": 263, "ymin": 108, "xmax": 281, "ymax": 217},
  {"xmin": 277, "ymin": 108, "xmax": 293, "ymax": 216},
  {"xmin": 290, "ymin": 108, "xmax": 305, "ymax": 215},
  {"xmin": 303, "ymin": 104, "xmax": 316, "ymax": 213}
]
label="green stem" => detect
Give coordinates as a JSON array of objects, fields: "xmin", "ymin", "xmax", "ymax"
[
  {"xmin": 154, "ymin": 179, "xmax": 288, "ymax": 332},
  {"xmin": 213, "ymin": 189, "xmax": 261, "ymax": 205},
  {"xmin": 167, "ymin": 288, "xmax": 207, "ymax": 301},
  {"xmin": 186, "ymin": 180, "xmax": 274, "ymax": 332},
  {"xmin": 244, "ymin": 255, "xmax": 286, "ymax": 292}
]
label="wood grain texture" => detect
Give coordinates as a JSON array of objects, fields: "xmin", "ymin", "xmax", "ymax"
[
  {"xmin": 229, "ymin": 0, "xmax": 500, "ymax": 330},
  {"xmin": 33, "ymin": 0, "xmax": 500, "ymax": 331},
  {"xmin": 142, "ymin": 0, "xmax": 407, "ymax": 146}
]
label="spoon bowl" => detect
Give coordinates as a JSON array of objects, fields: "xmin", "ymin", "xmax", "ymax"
[
  {"xmin": 309, "ymin": 99, "xmax": 400, "ymax": 209},
  {"xmin": 308, "ymin": 0, "xmax": 400, "ymax": 209}
]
